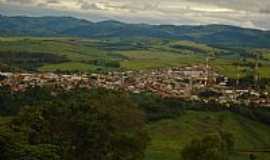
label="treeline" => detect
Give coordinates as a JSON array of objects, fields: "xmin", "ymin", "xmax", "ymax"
[
  {"xmin": 1, "ymin": 87, "xmax": 270, "ymax": 124},
  {"xmin": 0, "ymin": 87, "xmax": 185, "ymax": 120},
  {"xmin": 227, "ymin": 76, "xmax": 270, "ymax": 89},
  {"xmin": 131, "ymin": 93, "xmax": 185, "ymax": 121},
  {"xmin": 0, "ymin": 50, "xmax": 69, "ymax": 71},
  {"xmin": 87, "ymin": 59, "xmax": 121, "ymax": 68},
  {"xmin": 170, "ymin": 44, "xmax": 210, "ymax": 54},
  {"xmin": 96, "ymin": 41, "xmax": 149, "ymax": 51}
]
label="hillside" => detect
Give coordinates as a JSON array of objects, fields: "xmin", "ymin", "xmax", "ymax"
[
  {"xmin": 0, "ymin": 37, "xmax": 270, "ymax": 78},
  {"xmin": 146, "ymin": 111, "xmax": 270, "ymax": 160},
  {"xmin": 1, "ymin": 15, "xmax": 270, "ymax": 48}
]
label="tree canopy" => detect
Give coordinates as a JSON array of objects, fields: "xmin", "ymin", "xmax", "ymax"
[{"xmin": 0, "ymin": 88, "xmax": 148, "ymax": 160}]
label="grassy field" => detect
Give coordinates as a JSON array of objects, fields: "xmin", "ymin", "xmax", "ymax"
[
  {"xmin": 0, "ymin": 37, "xmax": 124, "ymax": 60},
  {"xmin": 212, "ymin": 59, "xmax": 246, "ymax": 79},
  {"xmin": 0, "ymin": 37, "xmax": 270, "ymax": 78},
  {"xmin": 145, "ymin": 111, "xmax": 270, "ymax": 160},
  {"xmin": 119, "ymin": 50, "xmax": 203, "ymax": 70}
]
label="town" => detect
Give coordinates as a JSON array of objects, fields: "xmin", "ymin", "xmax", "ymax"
[{"xmin": 1, "ymin": 64, "xmax": 270, "ymax": 108}]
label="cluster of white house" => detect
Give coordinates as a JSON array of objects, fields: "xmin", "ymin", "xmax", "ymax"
[{"xmin": 0, "ymin": 65, "xmax": 269, "ymax": 107}]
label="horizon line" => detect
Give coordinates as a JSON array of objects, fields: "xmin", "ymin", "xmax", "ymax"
[{"xmin": 0, "ymin": 13, "xmax": 268, "ymax": 32}]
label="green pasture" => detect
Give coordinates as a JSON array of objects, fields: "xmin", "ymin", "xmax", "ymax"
[{"xmin": 0, "ymin": 37, "xmax": 270, "ymax": 79}]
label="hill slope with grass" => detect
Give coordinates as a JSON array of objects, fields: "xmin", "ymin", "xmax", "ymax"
[
  {"xmin": 0, "ymin": 37, "xmax": 270, "ymax": 78},
  {"xmin": 146, "ymin": 111, "xmax": 270, "ymax": 160}
]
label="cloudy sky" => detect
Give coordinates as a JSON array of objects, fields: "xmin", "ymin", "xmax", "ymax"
[{"xmin": 0, "ymin": 0, "xmax": 270, "ymax": 30}]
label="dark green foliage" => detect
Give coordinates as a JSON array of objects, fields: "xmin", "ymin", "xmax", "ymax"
[
  {"xmin": 0, "ymin": 87, "xmax": 55, "ymax": 116},
  {"xmin": 0, "ymin": 87, "xmax": 21, "ymax": 116},
  {"xmin": 1, "ymin": 88, "xmax": 148, "ymax": 160},
  {"xmin": 93, "ymin": 59, "xmax": 121, "ymax": 68},
  {"xmin": 198, "ymin": 89, "xmax": 222, "ymax": 98},
  {"xmin": 130, "ymin": 93, "xmax": 184, "ymax": 121},
  {"xmin": 1, "ymin": 87, "xmax": 270, "ymax": 160},
  {"xmin": 0, "ymin": 50, "xmax": 68, "ymax": 71},
  {"xmin": 0, "ymin": 63, "xmax": 18, "ymax": 72},
  {"xmin": 0, "ymin": 126, "xmax": 60, "ymax": 160},
  {"xmin": 249, "ymin": 154, "xmax": 257, "ymax": 160},
  {"xmin": 170, "ymin": 44, "xmax": 208, "ymax": 54},
  {"xmin": 181, "ymin": 133, "xmax": 235, "ymax": 160},
  {"xmin": 252, "ymin": 108, "xmax": 270, "ymax": 125},
  {"xmin": 95, "ymin": 41, "xmax": 149, "ymax": 51}
]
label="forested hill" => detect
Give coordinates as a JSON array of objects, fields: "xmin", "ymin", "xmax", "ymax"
[{"xmin": 1, "ymin": 15, "xmax": 270, "ymax": 48}]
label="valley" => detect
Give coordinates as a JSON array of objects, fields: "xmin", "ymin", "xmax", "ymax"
[{"xmin": 1, "ymin": 15, "xmax": 270, "ymax": 160}]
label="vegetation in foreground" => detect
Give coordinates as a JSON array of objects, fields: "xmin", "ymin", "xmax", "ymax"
[
  {"xmin": 0, "ymin": 87, "xmax": 270, "ymax": 160},
  {"xmin": 146, "ymin": 110, "xmax": 270, "ymax": 160},
  {"xmin": 0, "ymin": 88, "xmax": 148, "ymax": 160}
]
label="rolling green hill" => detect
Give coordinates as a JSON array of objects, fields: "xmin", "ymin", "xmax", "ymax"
[
  {"xmin": 0, "ymin": 38, "xmax": 124, "ymax": 72},
  {"xmin": 146, "ymin": 111, "xmax": 270, "ymax": 160},
  {"xmin": 0, "ymin": 37, "xmax": 270, "ymax": 79},
  {"xmin": 1, "ymin": 15, "xmax": 270, "ymax": 48}
]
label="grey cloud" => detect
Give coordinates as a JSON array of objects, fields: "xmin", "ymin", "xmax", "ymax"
[
  {"xmin": 76, "ymin": 0, "xmax": 161, "ymax": 12},
  {"xmin": 5, "ymin": 0, "xmax": 34, "ymax": 4},
  {"xmin": 187, "ymin": 0, "xmax": 270, "ymax": 14},
  {"xmin": 77, "ymin": 1, "xmax": 102, "ymax": 10},
  {"xmin": 259, "ymin": 8, "xmax": 270, "ymax": 14},
  {"xmin": 1, "ymin": 0, "xmax": 270, "ymax": 30},
  {"xmin": 46, "ymin": 0, "xmax": 59, "ymax": 4},
  {"xmin": 37, "ymin": 0, "xmax": 60, "ymax": 8},
  {"xmin": 80, "ymin": 3, "xmax": 96, "ymax": 10},
  {"xmin": 5, "ymin": 0, "xmax": 60, "ymax": 6}
]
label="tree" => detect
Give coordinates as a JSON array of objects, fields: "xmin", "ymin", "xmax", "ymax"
[
  {"xmin": 181, "ymin": 133, "xmax": 234, "ymax": 160},
  {"xmin": 12, "ymin": 89, "xmax": 149, "ymax": 160},
  {"xmin": 0, "ymin": 135, "xmax": 60, "ymax": 160}
]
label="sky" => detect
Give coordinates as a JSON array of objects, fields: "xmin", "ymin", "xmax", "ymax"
[{"xmin": 0, "ymin": 0, "xmax": 270, "ymax": 30}]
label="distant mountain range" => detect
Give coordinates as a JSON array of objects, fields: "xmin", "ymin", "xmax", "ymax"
[{"xmin": 1, "ymin": 15, "xmax": 270, "ymax": 48}]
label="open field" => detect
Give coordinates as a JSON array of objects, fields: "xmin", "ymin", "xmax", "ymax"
[
  {"xmin": 119, "ymin": 50, "xmax": 203, "ymax": 70},
  {"xmin": 264, "ymin": 52, "xmax": 270, "ymax": 60},
  {"xmin": 145, "ymin": 111, "xmax": 270, "ymax": 160},
  {"xmin": 212, "ymin": 59, "xmax": 247, "ymax": 79},
  {"xmin": 0, "ymin": 37, "xmax": 270, "ymax": 78}
]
